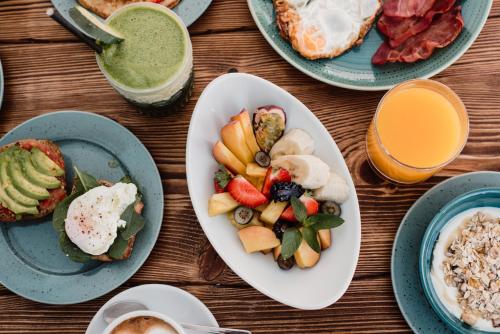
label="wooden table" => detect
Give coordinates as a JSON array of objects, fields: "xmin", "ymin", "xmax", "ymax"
[{"xmin": 0, "ymin": 1, "xmax": 499, "ymax": 333}]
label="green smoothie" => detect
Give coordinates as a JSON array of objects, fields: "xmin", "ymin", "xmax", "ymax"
[{"xmin": 98, "ymin": 6, "xmax": 186, "ymax": 90}]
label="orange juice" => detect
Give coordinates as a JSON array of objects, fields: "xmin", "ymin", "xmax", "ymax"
[{"xmin": 366, "ymin": 80, "xmax": 468, "ymax": 184}]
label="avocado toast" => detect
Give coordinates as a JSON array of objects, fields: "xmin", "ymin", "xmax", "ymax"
[
  {"xmin": 0, "ymin": 139, "xmax": 66, "ymax": 222},
  {"xmin": 52, "ymin": 169, "xmax": 145, "ymax": 262},
  {"xmin": 77, "ymin": 0, "xmax": 181, "ymax": 19}
]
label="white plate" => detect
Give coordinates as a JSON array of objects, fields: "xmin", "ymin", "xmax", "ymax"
[
  {"xmin": 186, "ymin": 73, "xmax": 361, "ymax": 310},
  {"xmin": 86, "ymin": 284, "xmax": 218, "ymax": 333}
]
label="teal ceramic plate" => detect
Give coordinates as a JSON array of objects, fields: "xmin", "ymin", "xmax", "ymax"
[
  {"xmin": 0, "ymin": 111, "xmax": 163, "ymax": 304},
  {"xmin": 392, "ymin": 172, "xmax": 500, "ymax": 333},
  {"xmin": 51, "ymin": 0, "xmax": 212, "ymax": 28},
  {"xmin": 248, "ymin": 0, "xmax": 492, "ymax": 91},
  {"xmin": 420, "ymin": 188, "xmax": 500, "ymax": 334}
]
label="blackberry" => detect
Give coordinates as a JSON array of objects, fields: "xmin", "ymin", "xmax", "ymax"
[
  {"xmin": 270, "ymin": 182, "xmax": 304, "ymax": 202},
  {"xmin": 272, "ymin": 220, "xmax": 294, "ymax": 241}
]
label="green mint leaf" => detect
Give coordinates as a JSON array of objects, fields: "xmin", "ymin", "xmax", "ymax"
[
  {"xmin": 58, "ymin": 233, "xmax": 92, "ymax": 263},
  {"xmin": 302, "ymin": 227, "xmax": 320, "ymax": 253},
  {"xmin": 308, "ymin": 214, "xmax": 345, "ymax": 230},
  {"xmin": 120, "ymin": 202, "xmax": 145, "ymax": 240},
  {"xmin": 74, "ymin": 167, "xmax": 100, "ymax": 192},
  {"xmin": 281, "ymin": 227, "xmax": 302, "ymax": 260},
  {"xmin": 215, "ymin": 165, "xmax": 232, "ymax": 188},
  {"xmin": 291, "ymin": 196, "xmax": 307, "ymax": 222}
]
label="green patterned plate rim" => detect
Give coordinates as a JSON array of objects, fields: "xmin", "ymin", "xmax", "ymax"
[
  {"xmin": 51, "ymin": 0, "xmax": 212, "ymax": 29},
  {"xmin": 391, "ymin": 171, "xmax": 500, "ymax": 333},
  {"xmin": 247, "ymin": 0, "xmax": 492, "ymax": 91}
]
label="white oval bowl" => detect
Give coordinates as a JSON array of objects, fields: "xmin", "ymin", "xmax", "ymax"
[{"xmin": 186, "ymin": 73, "xmax": 361, "ymax": 310}]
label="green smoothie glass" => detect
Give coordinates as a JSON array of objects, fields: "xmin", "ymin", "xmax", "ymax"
[{"xmin": 96, "ymin": 3, "xmax": 193, "ymax": 116}]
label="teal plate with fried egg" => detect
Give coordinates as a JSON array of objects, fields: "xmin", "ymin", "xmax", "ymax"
[
  {"xmin": 247, "ymin": 0, "xmax": 492, "ymax": 91},
  {"xmin": 0, "ymin": 111, "xmax": 164, "ymax": 304}
]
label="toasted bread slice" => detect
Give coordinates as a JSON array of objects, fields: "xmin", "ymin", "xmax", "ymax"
[
  {"xmin": 0, "ymin": 139, "xmax": 66, "ymax": 222},
  {"xmin": 66, "ymin": 179, "xmax": 144, "ymax": 262},
  {"xmin": 77, "ymin": 0, "xmax": 181, "ymax": 19}
]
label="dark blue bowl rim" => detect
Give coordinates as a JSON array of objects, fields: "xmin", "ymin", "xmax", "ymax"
[{"xmin": 418, "ymin": 187, "xmax": 500, "ymax": 334}]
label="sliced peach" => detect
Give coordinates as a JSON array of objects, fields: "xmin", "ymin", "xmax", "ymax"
[
  {"xmin": 318, "ymin": 229, "xmax": 331, "ymax": 250},
  {"xmin": 261, "ymin": 248, "xmax": 273, "ymax": 255},
  {"xmin": 246, "ymin": 163, "xmax": 268, "ymax": 178},
  {"xmin": 208, "ymin": 192, "xmax": 239, "ymax": 217},
  {"xmin": 273, "ymin": 245, "xmax": 282, "ymax": 261},
  {"xmin": 213, "ymin": 141, "xmax": 246, "ymax": 175},
  {"xmin": 260, "ymin": 201, "xmax": 288, "ymax": 225},
  {"xmin": 238, "ymin": 226, "xmax": 280, "ymax": 253},
  {"xmin": 232, "ymin": 109, "xmax": 260, "ymax": 156},
  {"xmin": 294, "ymin": 233, "xmax": 320, "ymax": 269},
  {"xmin": 221, "ymin": 121, "xmax": 254, "ymax": 164}
]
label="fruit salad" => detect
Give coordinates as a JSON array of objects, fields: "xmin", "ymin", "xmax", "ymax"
[{"xmin": 208, "ymin": 106, "xmax": 349, "ymax": 270}]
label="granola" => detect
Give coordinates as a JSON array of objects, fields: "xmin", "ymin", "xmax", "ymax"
[{"xmin": 442, "ymin": 212, "xmax": 500, "ymax": 328}]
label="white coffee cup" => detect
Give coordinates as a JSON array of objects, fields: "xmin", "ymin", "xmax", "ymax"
[{"xmin": 103, "ymin": 310, "xmax": 186, "ymax": 334}]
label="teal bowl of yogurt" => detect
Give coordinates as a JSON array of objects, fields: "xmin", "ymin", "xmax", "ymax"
[{"xmin": 419, "ymin": 188, "xmax": 500, "ymax": 334}]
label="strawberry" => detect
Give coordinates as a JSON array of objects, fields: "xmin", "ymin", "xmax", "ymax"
[
  {"xmin": 214, "ymin": 180, "xmax": 225, "ymax": 193},
  {"xmin": 213, "ymin": 165, "xmax": 232, "ymax": 193},
  {"xmin": 280, "ymin": 194, "xmax": 319, "ymax": 222},
  {"xmin": 262, "ymin": 167, "xmax": 291, "ymax": 198},
  {"xmin": 227, "ymin": 175, "xmax": 268, "ymax": 208}
]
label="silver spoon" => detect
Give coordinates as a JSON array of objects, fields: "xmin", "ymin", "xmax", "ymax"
[{"xmin": 102, "ymin": 300, "xmax": 251, "ymax": 334}]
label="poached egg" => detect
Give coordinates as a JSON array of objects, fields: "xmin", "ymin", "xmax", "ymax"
[
  {"xmin": 65, "ymin": 182, "xmax": 137, "ymax": 256},
  {"xmin": 274, "ymin": 0, "xmax": 381, "ymax": 59}
]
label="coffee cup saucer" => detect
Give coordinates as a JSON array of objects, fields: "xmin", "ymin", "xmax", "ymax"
[{"xmin": 86, "ymin": 284, "xmax": 218, "ymax": 334}]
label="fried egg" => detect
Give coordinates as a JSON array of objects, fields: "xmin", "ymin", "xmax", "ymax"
[
  {"xmin": 65, "ymin": 182, "xmax": 137, "ymax": 256},
  {"xmin": 274, "ymin": 0, "xmax": 381, "ymax": 60}
]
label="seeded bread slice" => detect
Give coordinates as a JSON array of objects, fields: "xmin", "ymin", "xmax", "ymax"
[
  {"xmin": 0, "ymin": 139, "xmax": 67, "ymax": 223},
  {"xmin": 77, "ymin": 0, "xmax": 181, "ymax": 19}
]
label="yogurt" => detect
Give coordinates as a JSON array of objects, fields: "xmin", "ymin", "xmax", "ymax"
[{"xmin": 431, "ymin": 207, "xmax": 500, "ymax": 332}]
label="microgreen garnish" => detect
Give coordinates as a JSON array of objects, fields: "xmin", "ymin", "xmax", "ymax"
[{"xmin": 280, "ymin": 196, "xmax": 345, "ymax": 260}]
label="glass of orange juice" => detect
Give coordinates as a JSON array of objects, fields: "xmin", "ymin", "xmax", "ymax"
[{"xmin": 366, "ymin": 79, "xmax": 469, "ymax": 184}]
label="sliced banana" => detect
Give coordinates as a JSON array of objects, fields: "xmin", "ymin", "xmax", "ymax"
[
  {"xmin": 271, "ymin": 155, "xmax": 330, "ymax": 189},
  {"xmin": 313, "ymin": 172, "xmax": 349, "ymax": 203},
  {"xmin": 270, "ymin": 128, "xmax": 315, "ymax": 159}
]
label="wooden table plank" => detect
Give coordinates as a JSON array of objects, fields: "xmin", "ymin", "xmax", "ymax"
[
  {"xmin": 0, "ymin": 277, "xmax": 409, "ymax": 334},
  {"xmin": 0, "ymin": 0, "xmax": 499, "ymax": 333},
  {"xmin": 0, "ymin": 0, "xmax": 255, "ymax": 42}
]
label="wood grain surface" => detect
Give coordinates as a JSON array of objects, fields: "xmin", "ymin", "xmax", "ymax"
[{"xmin": 0, "ymin": 0, "xmax": 499, "ymax": 333}]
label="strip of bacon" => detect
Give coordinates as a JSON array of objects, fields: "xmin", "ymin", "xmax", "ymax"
[
  {"xmin": 383, "ymin": 0, "xmax": 436, "ymax": 18},
  {"xmin": 372, "ymin": 7, "xmax": 464, "ymax": 65},
  {"xmin": 378, "ymin": 0, "xmax": 456, "ymax": 47}
]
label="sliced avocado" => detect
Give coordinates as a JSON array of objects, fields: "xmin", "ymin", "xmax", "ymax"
[
  {"xmin": 23, "ymin": 154, "xmax": 61, "ymax": 189},
  {"xmin": 0, "ymin": 188, "xmax": 38, "ymax": 215},
  {"xmin": 31, "ymin": 148, "xmax": 64, "ymax": 177},
  {"xmin": 0, "ymin": 157, "xmax": 39, "ymax": 208},
  {"xmin": 8, "ymin": 159, "xmax": 49, "ymax": 200},
  {"xmin": 0, "ymin": 159, "xmax": 38, "ymax": 214},
  {"xmin": 69, "ymin": 6, "xmax": 124, "ymax": 45}
]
